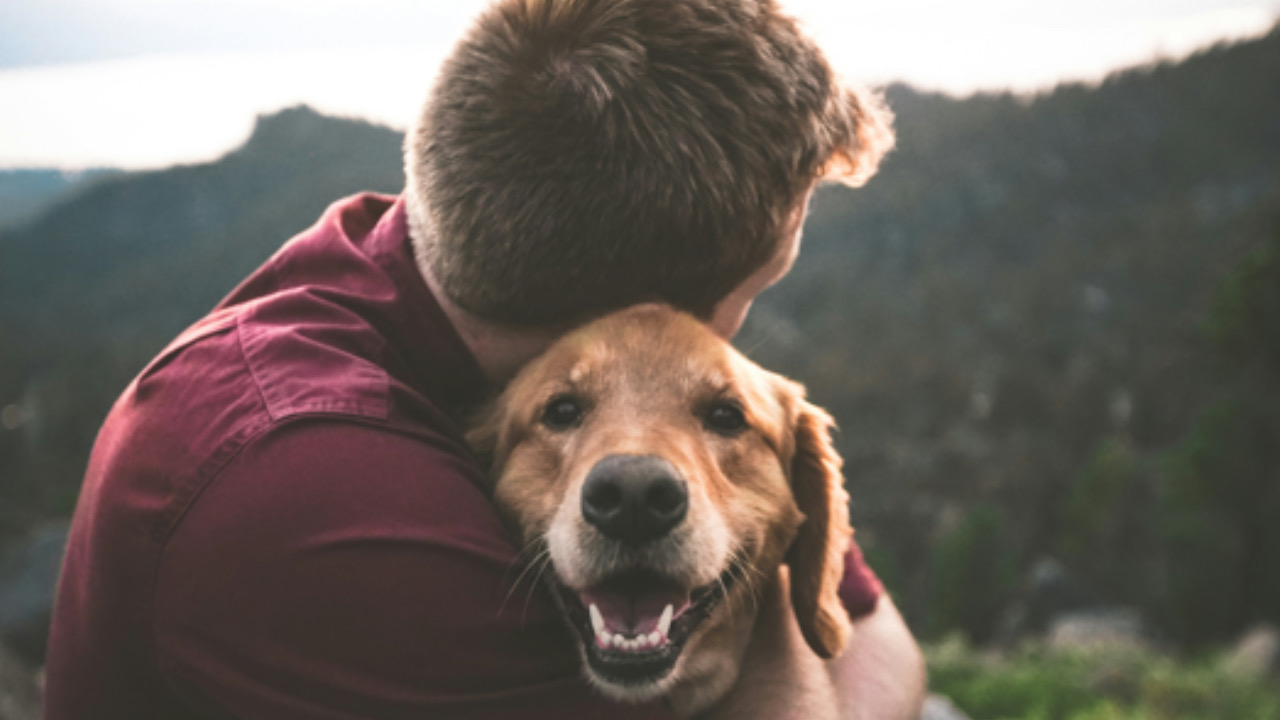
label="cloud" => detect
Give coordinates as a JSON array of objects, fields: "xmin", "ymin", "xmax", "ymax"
[{"xmin": 1, "ymin": 0, "xmax": 1276, "ymax": 168}]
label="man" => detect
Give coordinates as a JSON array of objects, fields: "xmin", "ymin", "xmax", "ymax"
[{"xmin": 44, "ymin": 0, "xmax": 924, "ymax": 717}]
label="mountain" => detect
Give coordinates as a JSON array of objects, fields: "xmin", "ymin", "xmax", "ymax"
[
  {"xmin": 0, "ymin": 106, "xmax": 404, "ymax": 345},
  {"xmin": 0, "ymin": 169, "xmax": 120, "ymax": 230},
  {"xmin": 0, "ymin": 105, "xmax": 404, "ymax": 537},
  {"xmin": 736, "ymin": 26, "xmax": 1280, "ymax": 643},
  {"xmin": 2, "ymin": 27, "xmax": 1278, "ymax": 647}
]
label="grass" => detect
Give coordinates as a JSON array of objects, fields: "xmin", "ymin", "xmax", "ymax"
[{"xmin": 926, "ymin": 637, "xmax": 1280, "ymax": 720}]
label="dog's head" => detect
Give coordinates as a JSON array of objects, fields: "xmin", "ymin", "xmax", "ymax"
[{"xmin": 469, "ymin": 305, "xmax": 852, "ymax": 705}]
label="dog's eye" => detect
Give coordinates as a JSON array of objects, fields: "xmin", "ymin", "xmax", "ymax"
[
  {"xmin": 541, "ymin": 396, "xmax": 584, "ymax": 430},
  {"xmin": 704, "ymin": 403, "xmax": 746, "ymax": 435}
]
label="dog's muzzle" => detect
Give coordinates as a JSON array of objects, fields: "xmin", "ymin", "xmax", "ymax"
[{"xmin": 553, "ymin": 453, "xmax": 733, "ymax": 689}]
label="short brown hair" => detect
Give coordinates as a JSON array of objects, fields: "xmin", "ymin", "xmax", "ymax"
[{"xmin": 405, "ymin": 0, "xmax": 894, "ymax": 326}]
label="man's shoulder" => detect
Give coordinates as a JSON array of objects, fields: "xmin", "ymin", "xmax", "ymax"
[
  {"xmin": 110, "ymin": 190, "xmax": 463, "ymax": 476},
  {"xmin": 234, "ymin": 289, "xmax": 393, "ymax": 423},
  {"xmin": 106, "ymin": 294, "xmax": 399, "ymax": 469},
  {"xmin": 91, "ymin": 275, "xmax": 475, "ymax": 548},
  {"xmin": 187, "ymin": 418, "xmax": 497, "ymax": 549},
  {"xmin": 75, "ymin": 185, "xmax": 492, "ymax": 601}
]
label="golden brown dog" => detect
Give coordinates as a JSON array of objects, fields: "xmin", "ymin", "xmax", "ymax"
[{"xmin": 469, "ymin": 304, "xmax": 853, "ymax": 716}]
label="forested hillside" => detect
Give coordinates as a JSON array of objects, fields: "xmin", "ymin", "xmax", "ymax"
[
  {"xmin": 0, "ymin": 169, "xmax": 120, "ymax": 230},
  {"xmin": 2, "ymin": 27, "xmax": 1278, "ymax": 650},
  {"xmin": 738, "ymin": 27, "xmax": 1280, "ymax": 646}
]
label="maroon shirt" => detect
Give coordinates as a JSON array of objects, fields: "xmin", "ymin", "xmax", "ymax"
[{"xmin": 44, "ymin": 193, "xmax": 882, "ymax": 719}]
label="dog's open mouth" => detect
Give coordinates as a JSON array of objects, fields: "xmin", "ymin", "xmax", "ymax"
[{"xmin": 555, "ymin": 568, "xmax": 733, "ymax": 686}]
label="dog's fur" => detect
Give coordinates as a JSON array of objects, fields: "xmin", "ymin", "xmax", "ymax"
[{"xmin": 469, "ymin": 305, "xmax": 852, "ymax": 716}]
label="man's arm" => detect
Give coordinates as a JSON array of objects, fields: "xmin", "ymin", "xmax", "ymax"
[
  {"xmin": 830, "ymin": 596, "xmax": 927, "ymax": 720},
  {"xmin": 708, "ymin": 567, "xmax": 926, "ymax": 720},
  {"xmin": 153, "ymin": 420, "xmax": 674, "ymax": 720}
]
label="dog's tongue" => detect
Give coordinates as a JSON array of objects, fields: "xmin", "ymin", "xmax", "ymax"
[{"xmin": 579, "ymin": 588, "xmax": 691, "ymax": 634}]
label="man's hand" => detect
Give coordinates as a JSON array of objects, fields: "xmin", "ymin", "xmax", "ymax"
[{"xmin": 707, "ymin": 567, "xmax": 926, "ymax": 720}]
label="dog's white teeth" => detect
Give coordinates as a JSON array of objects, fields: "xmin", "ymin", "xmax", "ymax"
[
  {"xmin": 589, "ymin": 603, "xmax": 605, "ymax": 637},
  {"xmin": 658, "ymin": 603, "xmax": 673, "ymax": 637},
  {"xmin": 598, "ymin": 627, "xmax": 670, "ymax": 653}
]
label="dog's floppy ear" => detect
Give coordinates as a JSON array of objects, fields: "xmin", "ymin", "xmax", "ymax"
[
  {"xmin": 465, "ymin": 396, "xmax": 509, "ymax": 481},
  {"xmin": 465, "ymin": 416, "xmax": 497, "ymax": 470},
  {"xmin": 785, "ymin": 399, "xmax": 854, "ymax": 659}
]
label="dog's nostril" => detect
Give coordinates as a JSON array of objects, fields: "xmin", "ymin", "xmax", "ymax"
[
  {"xmin": 646, "ymin": 483, "xmax": 684, "ymax": 516},
  {"xmin": 581, "ymin": 454, "xmax": 689, "ymax": 546},
  {"xmin": 584, "ymin": 481, "xmax": 623, "ymax": 514}
]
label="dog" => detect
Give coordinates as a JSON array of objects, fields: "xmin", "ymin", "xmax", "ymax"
[{"xmin": 468, "ymin": 304, "xmax": 853, "ymax": 716}]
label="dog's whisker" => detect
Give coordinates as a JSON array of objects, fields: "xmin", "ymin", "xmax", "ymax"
[
  {"xmin": 499, "ymin": 558, "xmax": 541, "ymax": 619},
  {"xmin": 515, "ymin": 537, "xmax": 552, "ymax": 569},
  {"xmin": 501, "ymin": 537, "xmax": 548, "ymax": 587},
  {"xmin": 500, "ymin": 544, "xmax": 551, "ymax": 619},
  {"xmin": 520, "ymin": 551, "xmax": 556, "ymax": 627},
  {"xmin": 739, "ymin": 321, "xmax": 782, "ymax": 358},
  {"xmin": 715, "ymin": 571, "xmax": 737, "ymax": 617},
  {"xmin": 744, "ymin": 566, "xmax": 766, "ymax": 604},
  {"xmin": 728, "ymin": 551, "xmax": 763, "ymax": 614},
  {"xmin": 737, "ymin": 547, "xmax": 765, "ymax": 577},
  {"xmin": 730, "ymin": 561, "xmax": 752, "ymax": 612},
  {"xmin": 736, "ymin": 551, "xmax": 768, "ymax": 590},
  {"xmin": 518, "ymin": 538, "xmax": 546, "ymax": 560}
]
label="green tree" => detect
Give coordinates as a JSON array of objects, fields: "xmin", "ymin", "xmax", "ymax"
[
  {"xmin": 925, "ymin": 504, "xmax": 1019, "ymax": 642},
  {"xmin": 1156, "ymin": 223, "xmax": 1280, "ymax": 644}
]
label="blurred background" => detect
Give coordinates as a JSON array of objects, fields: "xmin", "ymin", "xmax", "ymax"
[{"xmin": 2, "ymin": 1, "xmax": 1280, "ymax": 718}]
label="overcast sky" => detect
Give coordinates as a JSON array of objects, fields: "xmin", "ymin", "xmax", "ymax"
[{"xmin": 1, "ymin": 0, "xmax": 1277, "ymax": 169}]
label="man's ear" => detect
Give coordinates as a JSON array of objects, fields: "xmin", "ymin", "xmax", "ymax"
[{"xmin": 785, "ymin": 400, "xmax": 854, "ymax": 659}]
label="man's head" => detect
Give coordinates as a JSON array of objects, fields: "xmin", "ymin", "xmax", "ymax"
[{"xmin": 406, "ymin": 0, "xmax": 894, "ymax": 330}]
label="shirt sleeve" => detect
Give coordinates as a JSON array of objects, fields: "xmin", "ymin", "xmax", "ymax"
[
  {"xmin": 153, "ymin": 419, "xmax": 673, "ymax": 720},
  {"xmin": 838, "ymin": 541, "xmax": 884, "ymax": 621}
]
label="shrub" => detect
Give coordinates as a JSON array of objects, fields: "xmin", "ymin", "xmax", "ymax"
[
  {"xmin": 1057, "ymin": 438, "xmax": 1147, "ymax": 594},
  {"xmin": 927, "ymin": 638, "xmax": 1280, "ymax": 720}
]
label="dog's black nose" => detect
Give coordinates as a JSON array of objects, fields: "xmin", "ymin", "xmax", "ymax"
[{"xmin": 581, "ymin": 454, "xmax": 688, "ymax": 545}]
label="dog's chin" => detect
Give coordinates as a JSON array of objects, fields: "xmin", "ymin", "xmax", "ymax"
[{"xmin": 552, "ymin": 566, "xmax": 735, "ymax": 700}]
